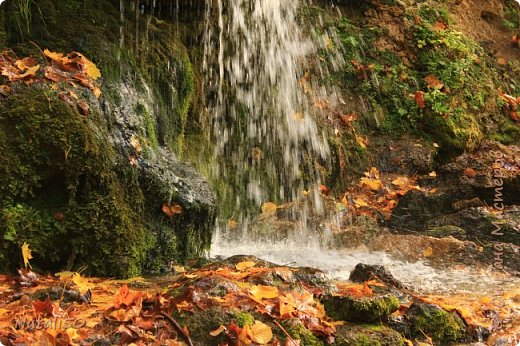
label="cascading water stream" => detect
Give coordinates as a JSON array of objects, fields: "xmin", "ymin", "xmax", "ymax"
[
  {"xmin": 203, "ymin": 0, "xmax": 334, "ymax": 247},
  {"xmin": 202, "ymin": 0, "xmax": 520, "ymax": 295}
]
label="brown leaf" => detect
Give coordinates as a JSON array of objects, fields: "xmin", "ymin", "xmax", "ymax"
[
  {"xmin": 0, "ymin": 84, "xmax": 11, "ymax": 97},
  {"xmin": 15, "ymin": 57, "xmax": 38, "ymax": 71},
  {"xmin": 33, "ymin": 297, "xmax": 53, "ymax": 316},
  {"xmin": 77, "ymin": 100, "xmax": 89, "ymax": 116},
  {"xmin": 432, "ymin": 22, "xmax": 447, "ymax": 31},
  {"xmin": 261, "ymin": 202, "xmax": 277, "ymax": 215}
]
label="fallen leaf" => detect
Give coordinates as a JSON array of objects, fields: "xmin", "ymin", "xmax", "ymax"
[
  {"xmin": 162, "ymin": 203, "xmax": 183, "ymax": 218},
  {"xmin": 261, "ymin": 202, "xmax": 277, "ymax": 215},
  {"xmin": 423, "ymin": 247, "xmax": 433, "ymax": 257},
  {"xmin": 464, "ymin": 168, "xmax": 477, "ymax": 178},
  {"xmin": 424, "ymin": 75, "xmax": 443, "ymax": 90},
  {"xmin": 15, "ymin": 57, "xmax": 38, "ymax": 71},
  {"xmin": 429, "ymin": 171, "xmax": 437, "ymax": 177},
  {"xmin": 236, "ymin": 261, "xmax": 256, "ymax": 271},
  {"xmin": 0, "ymin": 84, "xmax": 11, "ymax": 96},
  {"xmin": 210, "ymin": 325, "xmax": 227, "ymax": 337},
  {"xmin": 250, "ymin": 320, "xmax": 273, "ymax": 344},
  {"xmin": 250, "ymin": 285, "xmax": 279, "ymax": 300},
  {"xmin": 497, "ymin": 57, "xmax": 507, "ymax": 65},
  {"xmin": 227, "ymin": 219, "xmax": 239, "ymax": 230}
]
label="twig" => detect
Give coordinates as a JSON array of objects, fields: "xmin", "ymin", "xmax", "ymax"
[
  {"xmin": 160, "ymin": 312, "xmax": 194, "ymax": 346},
  {"xmin": 273, "ymin": 320, "xmax": 296, "ymax": 344}
]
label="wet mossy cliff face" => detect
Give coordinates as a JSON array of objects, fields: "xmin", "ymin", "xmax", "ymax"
[{"xmin": 0, "ymin": 0, "xmax": 215, "ymax": 277}]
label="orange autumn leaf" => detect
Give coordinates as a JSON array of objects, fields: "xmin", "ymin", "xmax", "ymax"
[
  {"xmin": 424, "ymin": 75, "xmax": 444, "ymax": 90},
  {"xmin": 162, "ymin": 203, "xmax": 183, "ymax": 218},
  {"xmin": 261, "ymin": 202, "xmax": 277, "ymax": 215},
  {"xmin": 113, "ymin": 284, "xmax": 142, "ymax": 308},
  {"xmin": 464, "ymin": 167, "xmax": 477, "ymax": 178}
]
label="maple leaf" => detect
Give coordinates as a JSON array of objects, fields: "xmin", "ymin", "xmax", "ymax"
[
  {"xmin": 33, "ymin": 297, "xmax": 53, "ymax": 316},
  {"xmin": 21, "ymin": 242, "xmax": 33, "ymax": 269},
  {"xmin": 15, "ymin": 57, "xmax": 38, "ymax": 71}
]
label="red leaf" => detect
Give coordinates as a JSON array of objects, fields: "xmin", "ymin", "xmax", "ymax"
[{"xmin": 33, "ymin": 298, "xmax": 53, "ymax": 316}]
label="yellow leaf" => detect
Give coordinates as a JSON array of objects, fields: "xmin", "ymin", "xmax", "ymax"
[
  {"xmin": 261, "ymin": 202, "xmax": 277, "ymax": 215},
  {"xmin": 0, "ymin": 308, "xmax": 9, "ymax": 317},
  {"xmin": 360, "ymin": 177, "xmax": 383, "ymax": 191},
  {"xmin": 236, "ymin": 261, "xmax": 256, "ymax": 271},
  {"xmin": 355, "ymin": 133, "xmax": 368, "ymax": 149},
  {"xmin": 43, "ymin": 49, "xmax": 65, "ymax": 61},
  {"xmin": 55, "ymin": 271, "xmax": 75, "ymax": 280},
  {"xmin": 21, "ymin": 242, "xmax": 33, "ymax": 269},
  {"xmin": 72, "ymin": 272, "xmax": 94, "ymax": 294},
  {"xmin": 250, "ymin": 320, "xmax": 273, "ymax": 344},
  {"xmin": 423, "ymin": 247, "xmax": 433, "ymax": 257},
  {"xmin": 353, "ymin": 198, "xmax": 368, "ymax": 207},
  {"xmin": 184, "ymin": 274, "xmax": 198, "ymax": 279},
  {"xmin": 173, "ymin": 266, "xmax": 186, "ymax": 273},
  {"xmin": 227, "ymin": 219, "xmax": 239, "ymax": 230},
  {"xmin": 250, "ymin": 285, "xmax": 279, "ymax": 300},
  {"xmin": 429, "ymin": 171, "xmax": 437, "ymax": 177},
  {"xmin": 209, "ymin": 325, "xmax": 226, "ymax": 337}
]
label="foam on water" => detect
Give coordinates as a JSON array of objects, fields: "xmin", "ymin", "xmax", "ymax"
[{"xmin": 210, "ymin": 237, "xmax": 519, "ymax": 295}]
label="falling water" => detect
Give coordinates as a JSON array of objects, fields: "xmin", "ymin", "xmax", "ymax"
[{"xmin": 203, "ymin": 0, "xmax": 338, "ymax": 247}]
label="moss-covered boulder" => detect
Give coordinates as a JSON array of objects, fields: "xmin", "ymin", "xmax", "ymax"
[
  {"xmin": 283, "ymin": 319, "xmax": 325, "ymax": 346},
  {"xmin": 0, "ymin": 0, "xmax": 216, "ymax": 277},
  {"xmin": 322, "ymin": 294, "xmax": 400, "ymax": 323},
  {"xmin": 406, "ymin": 303, "xmax": 467, "ymax": 344},
  {"xmin": 335, "ymin": 324, "xmax": 406, "ymax": 346}
]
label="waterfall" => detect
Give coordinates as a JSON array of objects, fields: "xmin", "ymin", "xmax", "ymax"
[{"xmin": 203, "ymin": 0, "xmax": 343, "ymax": 250}]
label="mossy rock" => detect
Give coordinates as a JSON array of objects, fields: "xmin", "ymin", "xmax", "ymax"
[
  {"xmin": 283, "ymin": 319, "xmax": 325, "ymax": 346},
  {"xmin": 335, "ymin": 324, "xmax": 406, "ymax": 346},
  {"xmin": 407, "ymin": 303, "xmax": 467, "ymax": 344},
  {"xmin": 322, "ymin": 294, "xmax": 400, "ymax": 323}
]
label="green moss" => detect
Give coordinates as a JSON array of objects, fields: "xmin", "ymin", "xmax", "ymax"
[
  {"xmin": 323, "ymin": 294, "xmax": 400, "ymax": 323},
  {"xmin": 335, "ymin": 324, "xmax": 405, "ymax": 346},
  {"xmin": 407, "ymin": 303, "xmax": 466, "ymax": 344},
  {"xmin": 233, "ymin": 311, "xmax": 255, "ymax": 328},
  {"xmin": 284, "ymin": 320, "xmax": 325, "ymax": 346}
]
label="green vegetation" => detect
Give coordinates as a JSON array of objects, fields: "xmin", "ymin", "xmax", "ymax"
[{"xmin": 407, "ymin": 303, "xmax": 466, "ymax": 344}]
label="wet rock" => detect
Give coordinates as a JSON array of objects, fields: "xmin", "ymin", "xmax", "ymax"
[
  {"xmin": 31, "ymin": 286, "xmax": 80, "ymax": 303},
  {"xmin": 334, "ymin": 323, "xmax": 406, "ymax": 346},
  {"xmin": 349, "ymin": 263, "xmax": 405, "ymax": 289},
  {"xmin": 406, "ymin": 303, "xmax": 467, "ymax": 344},
  {"xmin": 322, "ymin": 294, "xmax": 400, "ymax": 323}
]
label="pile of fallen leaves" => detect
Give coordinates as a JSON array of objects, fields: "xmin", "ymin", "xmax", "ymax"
[
  {"xmin": 0, "ymin": 49, "xmax": 101, "ymax": 115},
  {"xmin": 340, "ymin": 167, "xmax": 426, "ymax": 220}
]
